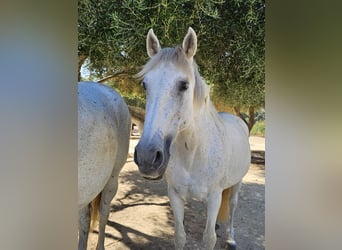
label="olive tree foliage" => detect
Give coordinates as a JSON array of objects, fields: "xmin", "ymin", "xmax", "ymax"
[
  {"xmin": 78, "ymin": 0, "xmax": 222, "ymax": 79},
  {"xmin": 197, "ymin": 0, "xmax": 265, "ymax": 130},
  {"xmin": 78, "ymin": 0, "xmax": 265, "ymax": 130}
]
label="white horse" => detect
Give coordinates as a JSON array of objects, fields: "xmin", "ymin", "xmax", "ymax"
[
  {"xmin": 134, "ymin": 28, "xmax": 251, "ymax": 250},
  {"xmin": 78, "ymin": 82, "xmax": 131, "ymax": 250}
]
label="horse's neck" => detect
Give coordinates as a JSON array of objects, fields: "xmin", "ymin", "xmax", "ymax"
[
  {"xmin": 174, "ymin": 102, "xmax": 223, "ymax": 165},
  {"xmin": 193, "ymin": 101, "xmax": 223, "ymax": 135}
]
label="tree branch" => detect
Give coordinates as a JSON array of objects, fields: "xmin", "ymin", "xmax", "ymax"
[{"xmin": 97, "ymin": 70, "xmax": 127, "ymax": 83}]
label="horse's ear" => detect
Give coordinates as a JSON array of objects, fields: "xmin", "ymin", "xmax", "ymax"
[
  {"xmin": 182, "ymin": 27, "xmax": 197, "ymax": 58},
  {"xmin": 146, "ymin": 29, "xmax": 161, "ymax": 58}
]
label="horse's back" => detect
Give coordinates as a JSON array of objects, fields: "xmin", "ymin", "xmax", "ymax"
[
  {"xmin": 219, "ymin": 112, "xmax": 251, "ymax": 185},
  {"xmin": 78, "ymin": 82, "xmax": 130, "ymax": 209},
  {"xmin": 218, "ymin": 112, "xmax": 249, "ymax": 137}
]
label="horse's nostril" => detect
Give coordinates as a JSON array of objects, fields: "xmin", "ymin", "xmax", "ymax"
[{"xmin": 152, "ymin": 150, "xmax": 163, "ymax": 167}]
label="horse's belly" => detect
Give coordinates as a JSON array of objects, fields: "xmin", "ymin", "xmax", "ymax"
[
  {"xmin": 78, "ymin": 124, "xmax": 117, "ymax": 209},
  {"xmin": 78, "ymin": 82, "xmax": 130, "ymax": 210},
  {"xmin": 78, "ymin": 155, "xmax": 115, "ymax": 209}
]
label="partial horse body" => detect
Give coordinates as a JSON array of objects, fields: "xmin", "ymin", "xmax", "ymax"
[
  {"xmin": 78, "ymin": 82, "xmax": 131, "ymax": 250},
  {"xmin": 134, "ymin": 28, "xmax": 250, "ymax": 249}
]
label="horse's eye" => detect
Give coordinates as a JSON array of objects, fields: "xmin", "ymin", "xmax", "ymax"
[
  {"xmin": 179, "ymin": 80, "xmax": 189, "ymax": 92},
  {"xmin": 141, "ymin": 81, "xmax": 146, "ymax": 90}
]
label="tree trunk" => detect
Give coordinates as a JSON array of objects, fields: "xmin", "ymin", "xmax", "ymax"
[
  {"xmin": 78, "ymin": 55, "xmax": 87, "ymax": 81},
  {"xmin": 248, "ymin": 106, "xmax": 255, "ymax": 131},
  {"xmin": 97, "ymin": 70, "xmax": 126, "ymax": 83},
  {"xmin": 233, "ymin": 106, "xmax": 256, "ymax": 132},
  {"xmin": 233, "ymin": 106, "xmax": 248, "ymax": 128}
]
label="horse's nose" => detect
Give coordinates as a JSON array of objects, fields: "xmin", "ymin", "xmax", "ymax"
[
  {"xmin": 134, "ymin": 137, "xmax": 172, "ymax": 180},
  {"xmin": 134, "ymin": 145, "xmax": 164, "ymax": 169}
]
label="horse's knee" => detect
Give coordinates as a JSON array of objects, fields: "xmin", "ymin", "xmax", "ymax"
[
  {"xmin": 203, "ymin": 230, "xmax": 217, "ymax": 250},
  {"xmin": 101, "ymin": 179, "xmax": 119, "ymax": 206}
]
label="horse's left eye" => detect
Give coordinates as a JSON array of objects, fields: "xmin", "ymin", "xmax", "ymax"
[{"xmin": 179, "ymin": 80, "xmax": 189, "ymax": 92}]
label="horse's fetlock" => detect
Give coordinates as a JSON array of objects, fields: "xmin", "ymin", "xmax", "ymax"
[{"xmin": 224, "ymin": 239, "xmax": 236, "ymax": 250}]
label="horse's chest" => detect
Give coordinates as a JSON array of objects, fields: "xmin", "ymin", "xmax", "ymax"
[
  {"xmin": 167, "ymin": 168, "xmax": 214, "ymax": 201},
  {"xmin": 167, "ymin": 140, "xmax": 228, "ymax": 201},
  {"xmin": 187, "ymin": 182, "xmax": 208, "ymax": 201}
]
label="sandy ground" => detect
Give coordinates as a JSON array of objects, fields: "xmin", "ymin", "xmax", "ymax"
[{"xmin": 88, "ymin": 136, "xmax": 265, "ymax": 250}]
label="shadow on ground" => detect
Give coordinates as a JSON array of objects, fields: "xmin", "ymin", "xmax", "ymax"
[{"xmin": 90, "ymin": 162, "xmax": 265, "ymax": 250}]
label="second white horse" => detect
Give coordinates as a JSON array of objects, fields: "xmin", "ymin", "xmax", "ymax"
[
  {"xmin": 134, "ymin": 28, "xmax": 250, "ymax": 250},
  {"xmin": 78, "ymin": 82, "xmax": 131, "ymax": 250}
]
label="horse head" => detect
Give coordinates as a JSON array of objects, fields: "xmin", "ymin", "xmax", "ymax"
[{"xmin": 134, "ymin": 27, "xmax": 200, "ymax": 180}]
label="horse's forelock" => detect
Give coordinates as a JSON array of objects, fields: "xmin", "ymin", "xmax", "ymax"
[
  {"xmin": 136, "ymin": 47, "xmax": 209, "ymax": 107},
  {"xmin": 136, "ymin": 47, "xmax": 189, "ymax": 79}
]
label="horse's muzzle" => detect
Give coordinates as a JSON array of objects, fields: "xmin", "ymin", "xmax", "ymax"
[{"xmin": 134, "ymin": 136, "xmax": 172, "ymax": 180}]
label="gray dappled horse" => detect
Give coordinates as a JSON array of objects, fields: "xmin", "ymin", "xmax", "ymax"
[{"xmin": 78, "ymin": 82, "xmax": 130, "ymax": 250}]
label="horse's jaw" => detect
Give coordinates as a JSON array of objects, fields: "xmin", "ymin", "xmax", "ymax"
[
  {"xmin": 142, "ymin": 173, "xmax": 164, "ymax": 181},
  {"xmin": 135, "ymin": 159, "xmax": 169, "ymax": 180}
]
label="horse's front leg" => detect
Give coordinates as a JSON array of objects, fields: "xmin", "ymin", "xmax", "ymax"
[
  {"xmin": 203, "ymin": 191, "xmax": 222, "ymax": 250},
  {"xmin": 168, "ymin": 186, "xmax": 186, "ymax": 250}
]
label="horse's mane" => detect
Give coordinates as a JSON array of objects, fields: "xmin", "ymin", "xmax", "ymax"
[{"xmin": 136, "ymin": 47, "xmax": 210, "ymax": 107}]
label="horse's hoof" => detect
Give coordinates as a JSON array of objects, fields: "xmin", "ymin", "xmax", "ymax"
[{"xmin": 224, "ymin": 241, "xmax": 236, "ymax": 250}]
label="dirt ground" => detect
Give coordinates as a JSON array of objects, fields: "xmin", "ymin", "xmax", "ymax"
[{"xmin": 88, "ymin": 137, "xmax": 265, "ymax": 250}]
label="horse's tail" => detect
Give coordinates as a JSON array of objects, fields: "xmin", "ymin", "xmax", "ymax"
[
  {"xmin": 90, "ymin": 193, "xmax": 101, "ymax": 231},
  {"xmin": 217, "ymin": 187, "xmax": 232, "ymax": 223}
]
